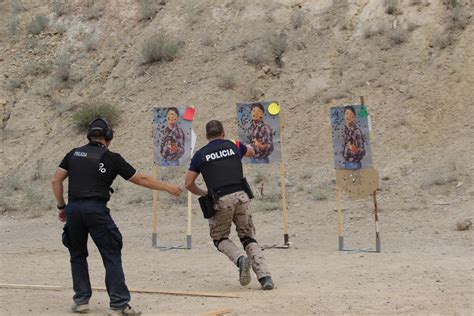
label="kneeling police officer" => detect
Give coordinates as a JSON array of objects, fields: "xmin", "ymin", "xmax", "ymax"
[
  {"xmin": 51, "ymin": 118, "xmax": 182, "ymax": 315},
  {"xmin": 184, "ymin": 120, "xmax": 274, "ymax": 290}
]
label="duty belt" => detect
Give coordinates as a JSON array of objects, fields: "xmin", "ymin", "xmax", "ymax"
[{"xmin": 214, "ymin": 184, "xmax": 245, "ymax": 198}]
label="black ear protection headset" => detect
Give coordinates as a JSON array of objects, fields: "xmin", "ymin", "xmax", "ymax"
[{"xmin": 87, "ymin": 118, "xmax": 114, "ymax": 141}]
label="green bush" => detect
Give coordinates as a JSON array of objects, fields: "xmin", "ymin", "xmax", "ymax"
[
  {"xmin": 73, "ymin": 101, "xmax": 119, "ymax": 131},
  {"xmin": 142, "ymin": 34, "xmax": 178, "ymax": 64},
  {"xmin": 218, "ymin": 73, "xmax": 237, "ymax": 90},
  {"xmin": 27, "ymin": 15, "xmax": 49, "ymax": 34},
  {"xmin": 138, "ymin": 0, "xmax": 158, "ymax": 20}
]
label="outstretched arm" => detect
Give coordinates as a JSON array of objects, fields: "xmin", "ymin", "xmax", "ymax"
[
  {"xmin": 244, "ymin": 144, "xmax": 255, "ymax": 158},
  {"xmin": 184, "ymin": 170, "xmax": 207, "ymax": 197},
  {"xmin": 129, "ymin": 172, "xmax": 182, "ymax": 196}
]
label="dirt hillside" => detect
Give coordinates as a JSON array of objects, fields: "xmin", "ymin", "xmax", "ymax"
[{"xmin": 1, "ymin": 0, "xmax": 473, "ymax": 315}]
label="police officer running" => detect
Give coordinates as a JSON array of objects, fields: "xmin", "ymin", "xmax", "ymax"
[
  {"xmin": 184, "ymin": 120, "xmax": 274, "ymax": 290},
  {"xmin": 51, "ymin": 118, "xmax": 182, "ymax": 315}
]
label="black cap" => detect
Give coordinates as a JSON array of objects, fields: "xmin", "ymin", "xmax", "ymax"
[{"xmin": 89, "ymin": 118, "xmax": 108, "ymax": 130}]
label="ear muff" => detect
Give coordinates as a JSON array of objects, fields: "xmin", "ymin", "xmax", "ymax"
[{"xmin": 87, "ymin": 118, "xmax": 114, "ymax": 141}]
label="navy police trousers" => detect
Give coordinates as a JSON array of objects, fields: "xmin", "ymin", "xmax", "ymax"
[{"xmin": 62, "ymin": 199, "xmax": 130, "ymax": 309}]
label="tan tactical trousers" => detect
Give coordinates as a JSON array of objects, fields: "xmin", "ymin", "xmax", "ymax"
[{"xmin": 208, "ymin": 191, "xmax": 271, "ymax": 279}]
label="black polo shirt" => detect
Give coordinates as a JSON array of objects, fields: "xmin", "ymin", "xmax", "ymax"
[
  {"xmin": 59, "ymin": 143, "xmax": 137, "ymax": 199},
  {"xmin": 189, "ymin": 139, "xmax": 247, "ymax": 174}
]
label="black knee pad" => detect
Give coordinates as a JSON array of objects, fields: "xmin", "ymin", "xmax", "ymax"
[
  {"xmin": 213, "ymin": 237, "xmax": 229, "ymax": 250},
  {"xmin": 240, "ymin": 236, "xmax": 257, "ymax": 249}
]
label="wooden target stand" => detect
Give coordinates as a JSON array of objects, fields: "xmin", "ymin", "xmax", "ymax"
[
  {"xmin": 335, "ymin": 97, "xmax": 381, "ymax": 253},
  {"xmin": 259, "ymin": 110, "xmax": 290, "ymax": 249},
  {"xmin": 336, "ymin": 167, "xmax": 381, "ymax": 253},
  {"xmin": 149, "ymin": 106, "xmax": 194, "ymax": 251},
  {"xmin": 151, "ymin": 165, "xmax": 192, "ymax": 250}
]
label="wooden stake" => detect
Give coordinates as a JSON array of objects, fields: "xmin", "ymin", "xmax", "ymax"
[
  {"xmin": 151, "ymin": 165, "xmax": 159, "ymax": 247},
  {"xmin": 279, "ymin": 161, "xmax": 289, "ymax": 245},
  {"xmin": 279, "ymin": 112, "xmax": 289, "ymax": 245},
  {"xmin": 336, "ymin": 187, "xmax": 344, "ymax": 251},
  {"xmin": 201, "ymin": 309, "xmax": 234, "ymax": 316},
  {"xmin": 0, "ymin": 283, "xmax": 239, "ymax": 298},
  {"xmin": 373, "ymin": 190, "xmax": 381, "ymax": 252},
  {"xmin": 187, "ymin": 191, "xmax": 192, "ymax": 249}
]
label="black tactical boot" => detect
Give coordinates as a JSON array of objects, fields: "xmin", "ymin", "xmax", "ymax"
[
  {"xmin": 238, "ymin": 256, "xmax": 251, "ymax": 286},
  {"xmin": 259, "ymin": 276, "xmax": 274, "ymax": 290}
]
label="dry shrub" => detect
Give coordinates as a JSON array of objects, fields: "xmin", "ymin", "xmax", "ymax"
[
  {"xmin": 447, "ymin": 6, "xmax": 470, "ymax": 31},
  {"xmin": 384, "ymin": 0, "xmax": 400, "ymax": 15},
  {"xmin": 84, "ymin": 34, "xmax": 98, "ymax": 52},
  {"xmin": 218, "ymin": 74, "xmax": 237, "ymax": 90},
  {"xmin": 362, "ymin": 23, "xmax": 385, "ymax": 39},
  {"xmin": 432, "ymin": 32, "xmax": 455, "ymax": 49},
  {"xmin": 73, "ymin": 101, "xmax": 120, "ymax": 131},
  {"xmin": 388, "ymin": 28, "xmax": 408, "ymax": 45},
  {"xmin": 245, "ymin": 43, "xmax": 271, "ymax": 66},
  {"xmin": 291, "ymin": 11, "xmax": 304, "ymax": 29},
  {"xmin": 25, "ymin": 61, "xmax": 51, "ymax": 76},
  {"xmin": 53, "ymin": 0, "xmax": 69, "ymax": 16},
  {"xmin": 84, "ymin": 3, "xmax": 103, "ymax": 20},
  {"xmin": 54, "ymin": 52, "xmax": 72, "ymax": 83},
  {"xmin": 138, "ymin": 0, "xmax": 159, "ymax": 21},
  {"xmin": 8, "ymin": 15, "xmax": 19, "ymax": 37},
  {"xmin": 268, "ymin": 32, "xmax": 287, "ymax": 61},
  {"xmin": 27, "ymin": 15, "xmax": 49, "ymax": 34},
  {"xmin": 245, "ymin": 82, "xmax": 265, "ymax": 101},
  {"xmin": 7, "ymin": 78, "xmax": 25, "ymax": 91},
  {"xmin": 142, "ymin": 34, "xmax": 179, "ymax": 64}
]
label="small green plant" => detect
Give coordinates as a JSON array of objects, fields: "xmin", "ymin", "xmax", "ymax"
[
  {"xmin": 55, "ymin": 52, "xmax": 72, "ymax": 82},
  {"xmin": 447, "ymin": 6, "xmax": 469, "ymax": 30},
  {"xmin": 142, "ymin": 34, "xmax": 179, "ymax": 64},
  {"xmin": 138, "ymin": 0, "xmax": 158, "ymax": 20},
  {"xmin": 218, "ymin": 74, "xmax": 237, "ymax": 90},
  {"xmin": 201, "ymin": 34, "xmax": 214, "ymax": 47},
  {"xmin": 291, "ymin": 11, "xmax": 304, "ymax": 29},
  {"xmin": 432, "ymin": 32, "xmax": 455, "ymax": 49},
  {"xmin": 84, "ymin": 3, "xmax": 103, "ymax": 20},
  {"xmin": 11, "ymin": 0, "xmax": 27, "ymax": 14},
  {"xmin": 7, "ymin": 78, "xmax": 24, "ymax": 91},
  {"xmin": 27, "ymin": 15, "xmax": 49, "ymax": 34},
  {"xmin": 84, "ymin": 34, "xmax": 98, "ymax": 52},
  {"xmin": 5, "ymin": 175, "xmax": 21, "ymax": 193},
  {"xmin": 407, "ymin": 22, "xmax": 420, "ymax": 32},
  {"xmin": 245, "ymin": 82, "xmax": 265, "ymax": 101},
  {"xmin": 25, "ymin": 61, "xmax": 51, "ymax": 76},
  {"xmin": 245, "ymin": 43, "xmax": 271, "ymax": 66},
  {"xmin": 53, "ymin": 0, "xmax": 69, "ymax": 16},
  {"xmin": 446, "ymin": 0, "xmax": 459, "ymax": 8},
  {"xmin": 73, "ymin": 101, "xmax": 120, "ymax": 131},
  {"xmin": 8, "ymin": 15, "xmax": 19, "ymax": 37},
  {"xmin": 31, "ymin": 159, "xmax": 47, "ymax": 181},
  {"xmin": 362, "ymin": 23, "xmax": 385, "ymax": 39},
  {"xmin": 384, "ymin": 0, "xmax": 400, "ymax": 15},
  {"xmin": 388, "ymin": 28, "xmax": 408, "ymax": 45},
  {"xmin": 268, "ymin": 32, "xmax": 287, "ymax": 60}
]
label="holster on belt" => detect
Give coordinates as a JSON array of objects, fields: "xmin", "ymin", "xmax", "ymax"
[
  {"xmin": 241, "ymin": 177, "xmax": 254, "ymax": 199},
  {"xmin": 198, "ymin": 189, "xmax": 218, "ymax": 219}
]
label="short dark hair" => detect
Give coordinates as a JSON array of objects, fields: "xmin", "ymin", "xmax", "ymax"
[
  {"xmin": 206, "ymin": 120, "xmax": 224, "ymax": 138},
  {"xmin": 251, "ymin": 103, "xmax": 265, "ymax": 113},
  {"xmin": 166, "ymin": 107, "xmax": 179, "ymax": 117},
  {"xmin": 344, "ymin": 105, "xmax": 356, "ymax": 116}
]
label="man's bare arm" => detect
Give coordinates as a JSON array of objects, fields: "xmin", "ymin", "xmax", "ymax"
[
  {"xmin": 129, "ymin": 172, "xmax": 182, "ymax": 196},
  {"xmin": 184, "ymin": 170, "xmax": 207, "ymax": 197},
  {"xmin": 51, "ymin": 168, "xmax": 68, "ymax": 222},
  {"xmin": 244, "ymin": 145, "xmax": 255, "ymax": 158}
]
